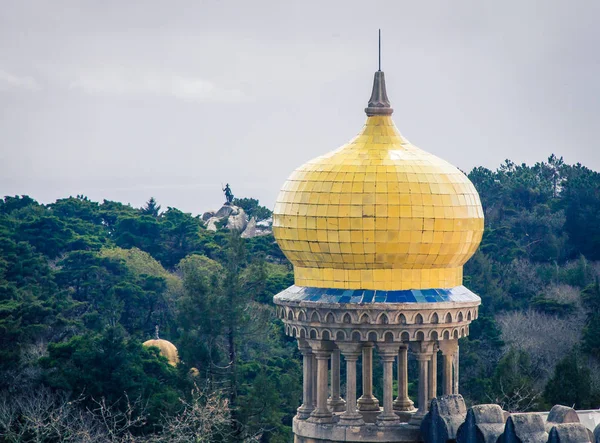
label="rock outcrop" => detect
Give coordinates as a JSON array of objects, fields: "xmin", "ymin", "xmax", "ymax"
[
  {"xmin": 241, "ymin": 217, "xmax": 257, "ymax": 238},
  {"xmin": 203, "ymin": 204, "xmax": 246, "ymax": 232},
  {"xmin": 202, "ymin": 204, "xmax": 272, "ymax": 238}
]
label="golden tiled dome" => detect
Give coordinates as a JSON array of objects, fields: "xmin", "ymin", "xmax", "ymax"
[
  {"xmin": 143, "ymin": 338, "xmax": 180, "ymax": 366},
  {"xmin": 272, "ymin": 71, "xmax": 484, "ymax": 290}
]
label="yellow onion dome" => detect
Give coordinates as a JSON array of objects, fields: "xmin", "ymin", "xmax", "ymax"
[
  {"xmin": 272, "ymin": 71, "xmax": 484, "ymax": 291},
  {"xmin": 143, "ymin": 335, "xmax": 180, "ymax": 367}
]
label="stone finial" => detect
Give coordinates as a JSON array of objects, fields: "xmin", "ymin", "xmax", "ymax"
[
  {"xmin": 456, "ymin": 404, "xmax": 506, "ymax": 443},
  {"xmin": 548, "ymin": 424, "xmax": 592, "ymax": 443},
  {"xmin": 498, "ymin": 413, "xmax": 548, "ymax": 443},
  {"xmin": 547, "ymin": 405, "xmax": 581, "ymax": 428},
  {"xmin": 365, "ymin": 71, "xmax": 393, "ymax": 116},
  {"xmin": 421, "ymin": 394, "xmax": 467, "ymax": 443}
]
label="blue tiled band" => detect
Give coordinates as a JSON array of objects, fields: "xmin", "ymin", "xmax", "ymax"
[{"xmin": 274, "ymin": 285, "xmax": 480, "ymax": 304}]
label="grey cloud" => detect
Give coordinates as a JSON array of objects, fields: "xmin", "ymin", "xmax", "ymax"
[
  {"xmin": 0, "ymin": 0, "xmax": 598, "ymax": 215},
  {"xmin": 70, "ymin": 68, "xmax": 246, "ymax": 102},
  {"xmin": 0, "ymin": 70, "xmax": 40, "ymax": 91}
]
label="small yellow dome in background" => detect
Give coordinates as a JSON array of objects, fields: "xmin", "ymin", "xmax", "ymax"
[
  {"xmin": 272, "ymin": 72, "xmax": 484, "ymax": 291},
  {"xmin": 143, "ymin": 338, "xmax": 180, "ymax": 367}
]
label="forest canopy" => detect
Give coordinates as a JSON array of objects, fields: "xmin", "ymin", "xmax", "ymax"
[{"xmin": 0, "ymin": 155, "xmax": 599, "ymax": 441}]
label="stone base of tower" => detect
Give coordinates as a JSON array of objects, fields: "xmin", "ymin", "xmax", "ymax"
[
  {"xmin": 276, "ymin": 284, "xmax": 480, "ymax": 443},
  {"xmin": 293, "ymin": 417, "xmax": 422, "ymax": 442}
]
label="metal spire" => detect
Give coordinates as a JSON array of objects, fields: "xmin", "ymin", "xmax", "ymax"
[
  {"xmin": 365, "ymin": 29, "xmax": 393, "ymax": 116},
  {"xmin": 379, "ymin": 28, "xmax": 381, "ymax": 71}
]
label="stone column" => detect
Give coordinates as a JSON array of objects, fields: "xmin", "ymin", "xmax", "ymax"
[
  {"xmin": 357, "ymin": 343, "xmax": 380, "ymax": 412},
  {"xmin": 394, "ymin": 345, "xmax": 415, "ymax": 411},
  {"xmin": 443, "ymin": 353, "xmax": 453, "ymax": 395},
  {"xmin": 410, "ymin": 341, "xmax": 434, "ymax": 423},
  {"xmin": 308, "ymin": 340, "xmax": 334, "ymax": 423},
  {"xmin": 428, "ymin": 347, "xmax": 438, "ymax": 402},
  {"xmin": 337, "ymin": 343, "xmax": 364, "ymax": 425},
  {"xmin": 416, "ymin": 354, "xmax": 429, "ymax": 415},
  {"xmin": 438, "ymin": 339, "xmax": 458, "ymax": 396},
  {"xmin": 311, "ymin": 354, "xmax": 317, "ymax": 408},
  {"xmin": 453, "ymin": 345, "xmax": 460, "ymax": 394},
  {"xmin": 328, "ymin": 349, "xmax": 346, "ymax": 412},
  {"xmin": 296, "ymin": 340, "xmax": 314, "ymax": 419},
  {"xmin": 377, "ymin": 343, "xmax": 400, "ymax": 425}
]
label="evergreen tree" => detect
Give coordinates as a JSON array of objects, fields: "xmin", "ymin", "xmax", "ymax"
[
  {"xmin": 581, "ymin": 279, "xmax": 600, "ymax": 356},
  {"xmin": 544, "ymin": 351, "xmax": 592, "ymax": 409},
  {"xmin": 141, "ymin": 197, "xmax": 161, "ymax": 217}
]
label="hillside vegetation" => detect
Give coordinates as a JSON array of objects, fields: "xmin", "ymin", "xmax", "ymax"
[{"xmin": 0, "ymin": 155, "xmax": 599, "ymax": 441}]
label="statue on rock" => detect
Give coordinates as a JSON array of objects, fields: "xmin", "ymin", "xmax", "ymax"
[{"xmin": 223, "ymin": 183, "xmax": 234, "ymax": 205}]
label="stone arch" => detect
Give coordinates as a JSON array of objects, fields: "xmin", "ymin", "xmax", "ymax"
[
  {"xmin": 415, "ymin": 313, "xmax": 424, "ymax": 325},
  {"xmin": 367, "ymin": 331, "xmax": 378, "ymax": 342},
  {"xmin": 309, "ymin": 328, "xmax": 318, "ymax": 339},
  {"xmin": 310, "ymin": 311, "xmax": 321, "ymax": 323},
  {"xmin": 384, "ymin": 331, "xmax": 394, "ymax": 342},
  {"xmin": 322, "ymin": 329, "xmax": 331, "ymax": 341},
  {"xmin": 352, "ymin": 331, "xmax": 362, "ymax": 341},
  {"xmin": 298, "ymin": 310, "xmax": 306, "ymax": 322},
  {"xmin": 377, "ymin": 313, "xmax": 390, "ymax": 325},
  {"xmin": 285, "ymin": 325, "xmax": 289, "ymax": 335},
  {"xmin": 397, "ymin": 313, "xmax": 407, "ymax": 324},
  {"xmin": 336, "ymin": 330, "xmax": 346, "ymax": 341},
  {"xmin": 442, "ymin": 329, "xmax": 450, "ymax": 340},
  {"xmin": 460, "ymin": 327, "xmax": 465, "ymax": 338},
  {"xmin": 430, "ymin": 312, "xmax": 439, "ymax": 324},
  {"xmin": 292, "ymin": 327, "xmax": 298, "ymax": 337},
  {"xmin": 453, "ymin": 329, "xmax": 459, "ymax": 339},
  {"xmin": 458, "ymin": 311, "xmax": 464, "ymax": 322},
  {"xmin": 400, "ymin": 331, "xmax": 410, "ymax": 342},
  {"xmin": 299, "ymin": 328, "xmax": 306, "ymax": 338},
  {"xmin": 444, "ymin": 312, "xmax": 452, "ymax": 323},
  {"xmin": 467, "ymin": 311, "xmax": 472, "ymax": 321},
  {"xmin": 325, "ymin": 312, "xmax": 335, "ymax": 323},
  {"xmin": 430, "ymin": 330, "xmax": 439, "ymax": 341},
  {"xmin": 359, "ymin": 313, "xmax": 371, "ymax": 324},
  {"xmin": 415, "ymin": 330, "xmax": 425, "ymax": 341},
  {"xmin": 342, "ymin": 313, "xmax": 352, "ymax": 324},
  {"xmin": 287, "ymin": 310, "xmax": 294, "ymax": 321}
]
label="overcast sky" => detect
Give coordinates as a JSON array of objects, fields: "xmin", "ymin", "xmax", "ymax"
[{"xmin": 1, "ymin": 0, "xmax": 599, "ymax": 215}]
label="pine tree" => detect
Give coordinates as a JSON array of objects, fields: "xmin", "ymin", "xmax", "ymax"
[
  {"xmin": 582, "ymin": 279, "xmax": 600, "ymax": 356},
  {"xmin": 544, "ymin": 351, "xmax": 592, "ymax": 409},
  {"xmin": 141, "ymin": 197, "xmax": 161, "ymax": 217}
]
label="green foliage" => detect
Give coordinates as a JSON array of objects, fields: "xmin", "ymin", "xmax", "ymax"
[
  {"xmin": 530, "ymin": 295, "xmax": 575, "ymax": 317},
  {"xmin": 544, "ymin": 351, "xmax": 592, "ymax": 409},
  {"xmin": 40, "ymin": 326, "xmax": 183, "ymax": 426},
  {"xmin": 581, "ymin": 280, "xmax": 600, "ymax": 355},
  {"xmin": 562, "ymin": 165, "xmax": 600, "ymax": 260},
  {"xmin": 2, "ymin": 153, "xmax": 600, "ymax": 438},
  {"xmin": 461, "ymin": 156, "xmax": 600, "ymax": 408},
  {"xmin": 484, "ymin": 349, "xmax": 540, "ymax": 412},
  {"xmin": 141, "ymin": 197, "xmax": 161, "ymax": 217},
  {"xmin": 232, "ymin": 197, "xmax": 272, "ymax": 221}
]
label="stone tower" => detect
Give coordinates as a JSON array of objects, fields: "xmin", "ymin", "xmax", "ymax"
[{"xmin": 272, "ymin": 66, "xmax": 484, "ymax": 442}]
